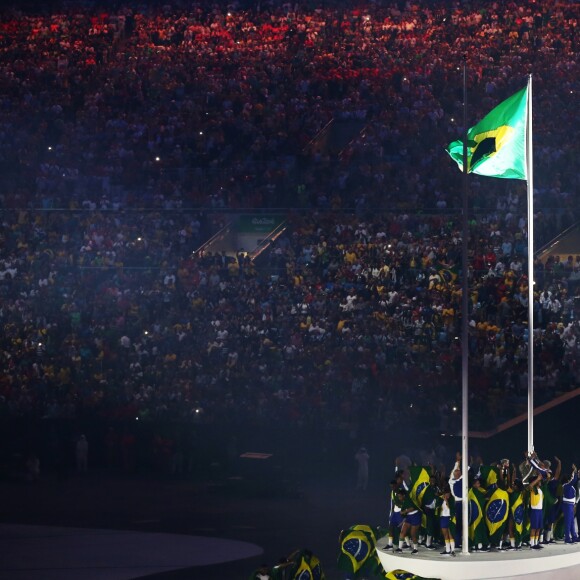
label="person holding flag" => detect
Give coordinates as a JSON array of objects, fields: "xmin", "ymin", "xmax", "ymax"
[
  {"xmin": 468, "ymin": 476, "xmax": 489, "ymax": 551},
  {"xmin": 498, "ymin": 459, "xmax": 512, "ymax": 489},
  {"xmin": 419, "ymin": 471, "xmax": 440, "ymax": 551},
  {"xmin": 408, "ymin": 465, "xmax": 431, "ymax": 508},
  {"xmin": 408, "ymin": 465, "xmax": 436, "ymax": 550},
  {"xmin": 448, "ymin": 452, "xmax": 467, "ymax": 548},
  {"xmin": 520, "ymin": 450, "xmax": 553, "ymax": 485},
  {"xmin": 528, "ymin": 474, "xmax": 545, "ymax": 550},
  {"xmin": 506, "ymin": 478, "xmax": 525, "ymax": 551},
  {"xmin": 484, "ymin": 479, "xmax": 510, "ymax": 550},
  {"xmin": 542, "ymin": 456, "xmax": 561, "ymax": 544},
  {"xmin": 478, "ymin": 464, "xmax": 500, "ymax": 493},
  {"xmin": 386, "ymin": 475, "xmax": 405, "ymax": 550},
  {"xmin": 561, "ymin": 464, "xmax": 578, "ymax": 544},
  {"xmin": 437, "ymin": 486, "xmax": 456, "ymax": 557},
  {"xmin": 394, "ymin": 488, "xmax": 421, "ymax": 555},
  {"xmin": 474, "ymin": 460, "xmax": 511, "ymax": 549}
]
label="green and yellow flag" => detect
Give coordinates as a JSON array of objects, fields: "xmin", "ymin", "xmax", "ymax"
[
  {"xmin": 485, "ymin": 487, "xmax": 509, "ymax": 542},
  {"xmin": 409, "ymin": 466, "xmax": 431, "ymax": 507},
  {"xmin": 479, "ymin": 465, "xmax": 500, "ymax": 489},
  {"xmin": 447, "ymin": 85, "xmax": 528, "ymax": 180},
  {"xmin": 271, "ymin": 549, "xmax": 325, "ymax": 580},
  {"xmin": 509, "ymin": 490, "xmax": 525, "ymax": 542},
  {"xmin": 468, "ymin": 487, "xmax": 489, "ymax": 546},
  {"xmin": 438, "ymin": 267, "xmax": 458, "ymax": 287},
  {"xmin": 337, "ymin": 525, "xmax": 378, "ymax": 577},
  {"xmin": 292, "ymin": 555, "xmax": 313, "ymax": 580},
  {"xmin": 307, "ymin": 553, "xmax": 324, "ymax": 580},
  {"xmin": 384, "ymin": 570, "xmax": 440, "ymax": 580}
]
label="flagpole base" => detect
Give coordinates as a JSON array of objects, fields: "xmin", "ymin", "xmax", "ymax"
[{"xmin": 376, "ymin": 538, "xmax": 580, "ymax": 580}]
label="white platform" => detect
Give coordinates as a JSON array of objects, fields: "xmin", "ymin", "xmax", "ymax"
[{"xmin": 376, "ymin": 537, "xmax": 580, "ymax": 580}]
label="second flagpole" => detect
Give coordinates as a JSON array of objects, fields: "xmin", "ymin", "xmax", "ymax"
[
  {"xmin": 461, "ymin": 56, "xmax": 470, "ymax": 556},
  {"xmin": 526, "ymin": 74, "xmax": 534, "ymax": 453}
]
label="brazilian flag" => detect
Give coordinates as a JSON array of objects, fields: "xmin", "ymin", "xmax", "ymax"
[
  {"xmin": 384, "ymin": 570, "xmax": 441, "ymax": 580},
  {"xmin": 521, "ymin": 489, "xmax": 532, "ymax": 543},
  {"xmin": 409, "ymin": 466, "xmax": 431, "ymax": 507},
  {"xmin": 309, "ymin": 554, "xmax": 324, "ymax": 580},
  {"xmin": 510, "ymin": 490, "xmax": 525, "ymax": 542},
  {"xmin": 421, "ymin": 484, "xmax": 437, "ymax": 513},
  {"xmin": 337, "ymin": 525, "xmax": 379, "ymax": 577},
  {"xmin": 479, "ymin": 466, "xmax": 500, "ymax": 489},
  {"xmin": 485, "ymin": 487, "xmax": 509, "ymax": 543},
  {"xmin": 449, "ymin": 511, "xmax": 457, "ymax": 541},
  {"xmin": 447, "ymin": 85, "xmax": 528, "ymax": 180},
  {"xmin": 293, "ymin": 555, "xmax": 313, "ymax": 580},
  {"xmin": 421, "ymin": 484, "xmax": 438, "ymax": 537},
  {"xmin": 468, "ymin": 487, "xmax": 489, "ymax": 546},
  {"xmin": 351, "ymin": 524, "xmax": 377, "ymax": 543},
  {"xmin": 271, "ymin": 550, "xmax": 325, "ymax": 580},
  {"xmin": 436, "ymin": 264, "xmax": 459, "ymax": 287}
]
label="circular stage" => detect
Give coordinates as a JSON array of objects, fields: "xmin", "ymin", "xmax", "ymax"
[{"xmin": 376, "ymin": 537, "xmax": 580, "ymax": 580}]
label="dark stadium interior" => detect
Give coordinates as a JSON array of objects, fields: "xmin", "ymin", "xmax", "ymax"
[{"xmin": 0, "ymin": 0, "xmax": 578, "ymax": 578}]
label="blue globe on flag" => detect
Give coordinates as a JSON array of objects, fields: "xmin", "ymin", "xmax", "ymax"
[
  {"xmin": 514, "ymin": 503, "xmax": 525, "ymax": 525},
  {"xmin": 487, "ymin": 498, "xmax": 507, "ymax": 523},
  {"xmin": 343, "ymin": 537, "xmax": 369, "ymax": 563},
  {"xmin": 469, "ymin": 499, "xmax": 481, "ymax": 524}
]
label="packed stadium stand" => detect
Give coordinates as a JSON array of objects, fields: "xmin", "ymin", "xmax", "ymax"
[{"xmin": 0, "ymin": 0, "xmax": 578, "ymax": 473}]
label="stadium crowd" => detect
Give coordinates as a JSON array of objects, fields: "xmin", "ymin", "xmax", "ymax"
[{"xmin": 0, "ymin": 0, "xmax": 579, "ymax": 437}]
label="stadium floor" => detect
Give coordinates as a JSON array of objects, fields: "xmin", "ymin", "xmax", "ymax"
[
  {"xmin": 0, "ymin": 471, "xmax": 383, "ymax": 580},
  {"xmin": 0, "ymin": 524, "xmax": 263, "ymax": 580}
]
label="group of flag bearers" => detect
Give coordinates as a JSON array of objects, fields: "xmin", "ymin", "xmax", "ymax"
[
  {"xmin": 386, "ymin": 451, "xmax": 579, "ymax": 557},
  {"xmin": 252, "ymin": 450, "xmax": 579, "ymax": 580}
]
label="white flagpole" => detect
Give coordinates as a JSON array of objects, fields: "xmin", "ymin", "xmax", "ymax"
[
  {"xmin": 526, "ymin": 75, "xmax": 534, "ymax": 453},
  {"xmin": 461, "ymin": 58, "xmax": 470, "ymax": 555}
]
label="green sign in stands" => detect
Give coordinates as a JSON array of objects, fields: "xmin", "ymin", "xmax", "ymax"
[{"xmin": 237, "ymin": 215, "xmax": 284, "ymax": 234}]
